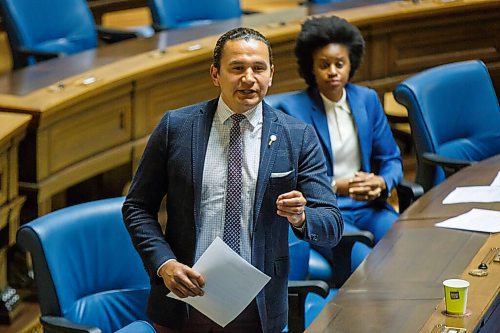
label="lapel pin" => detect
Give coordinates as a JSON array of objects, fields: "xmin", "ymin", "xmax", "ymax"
[{"xmin": 268, "ymin": 135, "xmax": 277, "ymax": 146}]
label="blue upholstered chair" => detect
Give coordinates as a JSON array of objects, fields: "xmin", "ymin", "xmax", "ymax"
[
  {"xmin": 0, "ymin": 0, "xmax": 141, "ymax": 69},
  {"xmin": 147, "ymin": 0, "xmax": 242, "ymax": 30},
  {"xmin": 393, "ymin": 60, "xmax": 500, "ymax": 191},
  {"xmin": 16, "ymin": 197, "xmax": 151, "ymax": 333},
  {"xmin": 287, "ymin": 227, "xmax": 336, "ymax": 333}
]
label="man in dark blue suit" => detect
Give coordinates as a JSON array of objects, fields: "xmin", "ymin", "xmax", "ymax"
[{"xmin": 123, "ymin": 27, "xmax": 343, "ymax": 333}]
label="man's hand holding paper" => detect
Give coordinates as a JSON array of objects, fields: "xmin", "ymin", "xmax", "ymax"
[
  {"xmin": 167, "ymin": 237, "xmax": 270, "ymax": 327},
  {"xmin": 159, "ymin": 260, "xmax": 205, "ymax": 298}
]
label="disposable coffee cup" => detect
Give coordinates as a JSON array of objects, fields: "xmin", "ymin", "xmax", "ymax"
[{"xmin": 443, "ymin": 279, "xmax": 469, "ymax": 315}]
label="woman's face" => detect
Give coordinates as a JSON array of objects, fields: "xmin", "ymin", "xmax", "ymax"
[{"xmin": 312, "ymin": 43, "xmax": 351, "ymax": 102}]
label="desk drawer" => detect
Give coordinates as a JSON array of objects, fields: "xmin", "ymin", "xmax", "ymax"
[{"xmin": 39, "ymin": 96, "xmax": 132, "ymax": 178}]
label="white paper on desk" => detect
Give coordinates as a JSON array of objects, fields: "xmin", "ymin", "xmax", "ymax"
[
  {"xmin": 442, "ymin": 186, "xmax": 500, "ymax": 204},
  {"xmin": 435, "ymin": 208, "xmax": 500, "ymax": 233},
  {"xmin": 491, "ymin": 171, "xmax": 500, "ymax": 187},
  {"xmin": 167, "ymin": 237, "xmax": 270, "ymax": 327}
]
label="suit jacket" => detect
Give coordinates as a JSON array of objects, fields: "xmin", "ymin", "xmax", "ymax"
[
  {"xmin": 122, "ymin": 98, "xmax": 343, "ymax": 332},
  {"xmin": 274, "ymin": 84, "xmax": 403, "ymax": 209}
]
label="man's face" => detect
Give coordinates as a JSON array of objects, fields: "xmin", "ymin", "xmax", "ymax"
[{"xmin": 210, "ymin": 38, "xmax": 274, "ymax": 114}]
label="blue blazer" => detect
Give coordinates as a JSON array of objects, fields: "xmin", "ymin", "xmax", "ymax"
[
  {"xmin": 123, "ymin": 98, "xmax": 343, "ymax": 332},
  {"xmin": 274, "ymin": 84, "xmax": 403, "ymax": 209}
]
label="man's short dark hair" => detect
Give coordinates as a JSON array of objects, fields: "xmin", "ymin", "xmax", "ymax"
[
  {"xmin": 295, "ymin": 15, "xmax": 365, "ymax": 87},
  {"xmin": 213, "ymin": 27, "xmax": 273, "ymax": 70}
]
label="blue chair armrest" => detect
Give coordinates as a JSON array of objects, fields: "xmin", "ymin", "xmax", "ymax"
[
  {"xmin": 330, "ymin": 230, "xmax": 374, "ymax": 288},
  {"xmin": 96, "ymin": 26, "xmax": 141, "ymax": 43},
  {"xmin": 397, "ymin": 178, "xmax": 424, "ymax": 213},
  {"xmin": 17, "ymin": 47, "xmax": 61, "ymax": 61},
  {"xmin": 342, "ymin": 230, "xmax": 374, "ymax": 247},
  {"xmin": 287, "ymin": 280, "xmax": 329, "ymax": 333},
  {"xmin": 422, "ymin": 152, "xmax": 475, "ymax": 177}
]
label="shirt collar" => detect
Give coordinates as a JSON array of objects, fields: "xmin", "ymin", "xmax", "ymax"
[
  {"xmin": 216, "ymin": 96, "xmax": 263, "ymax": 128},
  {"xmin": 320, "ymin": 88, "xmax": 351, "ymax": 114}
]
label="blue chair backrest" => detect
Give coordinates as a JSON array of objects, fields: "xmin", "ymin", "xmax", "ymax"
[
  {"xmin": 147, "ymin": 0, "xmax": 242, "ymax": 29},
  {"xmin": 17, "ymin": 197, "xmax": 150, "ymax": 333},
  {"xmin": 394, "ymin": 60, "xmax": 500, "ymax": 190},
  {"xmin": 0, "ymin": 0, "xmax": 97, "ymax": 68}
]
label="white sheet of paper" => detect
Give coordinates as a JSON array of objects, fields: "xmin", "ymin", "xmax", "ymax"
[
  {"xmin": 442, "ymin": 186, "xmax": 500, "ymax": 204},
  {"xmin": 435, "ymin": 208, "xmax": 500, "ymax": 233},
  {"xmin": 167, "ymin": 237, "xmax": 270, "ymax": 327},
  {"xmin": 491, "ymin": 171, "xmax": 500, "ymax": 187}
]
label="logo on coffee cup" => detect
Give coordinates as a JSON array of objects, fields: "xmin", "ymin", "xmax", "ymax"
[{"xmin": 450, "ymin": 291, "xmax": 460, "ymax": 300}]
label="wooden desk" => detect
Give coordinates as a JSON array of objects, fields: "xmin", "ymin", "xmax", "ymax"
[
  {"xmin": 0, "ymin": 0, "xmax": 498, "ymax": 222},
  {"xmin": 307, "ymin": 155, "xmax": 500, "ymax": 332},
  {"xmin": 0, "ymin": 112, "xmax": 30, "ymax": 323}
]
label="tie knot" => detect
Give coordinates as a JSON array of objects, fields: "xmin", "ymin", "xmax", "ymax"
[{"xmin": 231, "ymin": 113, "xmax": 246, "ymax": 125}]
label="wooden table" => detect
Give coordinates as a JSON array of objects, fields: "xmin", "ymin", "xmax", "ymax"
[
  {"xmin": 307, "ymin": 155, "xmax": 500, "ymax": 332},
  {"xmin": 0, "ymin": 0, "xmax": 498, "ymax": 222},
  {"xmin": 0, "ymin": 112, "xmax": 30, "ymax": 323}
]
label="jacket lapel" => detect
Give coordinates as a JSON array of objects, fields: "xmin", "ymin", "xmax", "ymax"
[
  {"xmin": 254, "ymin": 102, "xmax": 282, "ymax": 225},
  {"xmin": 192, "ymin": 99, "xmax": 217, "ymax": 228},
  {"xmin": 346, "ymin": 84, "xmax": 370, "ymax": 170},
  {"xmin": 308, "ymin": 88, "xmax": 334, "ymax": 174}
]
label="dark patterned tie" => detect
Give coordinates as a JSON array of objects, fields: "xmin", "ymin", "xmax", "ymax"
[{"xmin": 223, "ymin": 113, "xmax": 246, "ymax": 254}]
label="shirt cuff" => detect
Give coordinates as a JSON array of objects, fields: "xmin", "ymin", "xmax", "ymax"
[
  {"xmin": 157, "ymin": 259, "xmax": 176, "ymax": 277},
  {"xmin": 292, "ymin": 222, "xmax": 307, "ymax": 234}
]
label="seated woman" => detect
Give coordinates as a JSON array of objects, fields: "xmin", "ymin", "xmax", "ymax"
[{"xmin": 274, "ymin": 15, "xmax": 403, "ymax": 245}]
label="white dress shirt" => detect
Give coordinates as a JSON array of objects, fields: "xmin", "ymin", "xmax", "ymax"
[
  {"xmin": 196, "ymin": 98, "xmax": 262, "ymax": 264},
  {"xmin": 321, "ymin": 89, "xmax": 361, "ymax": 181}
]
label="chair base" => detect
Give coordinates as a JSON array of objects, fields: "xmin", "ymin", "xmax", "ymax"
[{"xmin": 0, "ymin": 286, "xmax": 23, "ymax": 324}]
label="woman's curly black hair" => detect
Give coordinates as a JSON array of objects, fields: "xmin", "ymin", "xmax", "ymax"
[{"xmin": 295, "ymin": 15, "xmax": 365, "ymax": 87}]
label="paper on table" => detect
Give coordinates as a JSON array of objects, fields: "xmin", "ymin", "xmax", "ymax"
[
  {"xmin": 442, "ymin": 186, "xmax": 500, "ymax": 204},
  {"xmin": 491, "ymin": 171, "xmax": 500, "ymax": 187},
  {"xmin": 435, "ymin": 208, "xmax": 500, "ymax": 233},
  {"xmin": 167, "ymin": 237, "xmax": 270, "ymax": 327}
]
